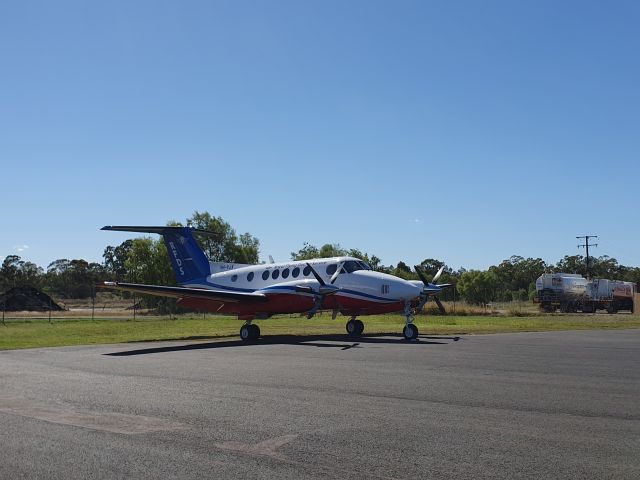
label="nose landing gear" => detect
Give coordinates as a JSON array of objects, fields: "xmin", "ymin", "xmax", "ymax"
[{"xmin": 403, "ymin": 301, "xmax": 419, "ymax": 341}]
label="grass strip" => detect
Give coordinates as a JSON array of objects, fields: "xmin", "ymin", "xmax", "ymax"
[{"xmin": 1, "ymin": 314, "xmax": 639, "ymax": 350}]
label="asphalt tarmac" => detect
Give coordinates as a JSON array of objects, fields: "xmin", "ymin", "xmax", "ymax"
[{"xmin": 0, "ymin": 329, "xmax": 638, "ymax": 479}]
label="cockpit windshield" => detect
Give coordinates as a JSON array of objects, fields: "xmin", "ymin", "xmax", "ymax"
[{"xmin": 341, "ymin": 260, "xmax": 371, "ymax": 273}]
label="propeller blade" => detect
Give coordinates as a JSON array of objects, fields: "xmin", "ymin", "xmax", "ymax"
[
  {"xmin": 414, "ymin": 265, "xmax": 430, "ymax": 285},
  {"xmin": 307, "ymin": 296, "xmax": 322, "ymax": 319},
  {"xmin": 329, "ymin": 261, "xmax": 344, "ymax": 284},
  {"xmin": 306, "ymin": 263, "xmax": 326, "ymax": 286},
  {"xmin": 434, "ymin": 296, "xmax": 446, "ymax": 315},
  {"xmin": 432, "ymin": 265, "xmax": 445, "ymax": 283}
]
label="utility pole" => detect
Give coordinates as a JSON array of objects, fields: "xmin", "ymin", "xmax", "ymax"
[{"xmin": 577, "ymin": 235, "xmax": 598, "ymax": 278}]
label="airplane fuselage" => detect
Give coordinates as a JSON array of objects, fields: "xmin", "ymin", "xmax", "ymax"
[{"xmin": 179, "ymin": 256, "xmax": 421, "ymax": 320}]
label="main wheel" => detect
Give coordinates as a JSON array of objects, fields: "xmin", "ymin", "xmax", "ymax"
[
  {"xmin": 346, "ymin": 319, "xmax": 360, "ymax": 336},
  {"xmin": 354, "ymin": 319, "xmax": 364, "ymax": 334},
  {"xmin": 250, "ymin": 324, "xmax": 261, "ymax": 339},
  {"xmin": 403, "ymin": 324, "xmax": 419, "ymax": 341},
  {"xmin": 240, "ymin": 324, "xmax": 252, "ymax": 341}
]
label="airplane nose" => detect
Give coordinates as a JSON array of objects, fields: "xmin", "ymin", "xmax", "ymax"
[{"xmin": 395, "ymin": 279, "xmax": 422, "ymax": 300}]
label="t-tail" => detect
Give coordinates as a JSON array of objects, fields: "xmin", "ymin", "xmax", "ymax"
[{"xmin": 101, "ymin": 226, "xmax": 213, "ymax": 284}]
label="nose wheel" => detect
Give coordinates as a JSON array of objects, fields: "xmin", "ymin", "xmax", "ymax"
[
  {"xmin": 240, "ymin": 323, "xmax": 260, "ymax": 342},
  {"xmin": 346, "ymin": 318, "xmax": 364, "ymax": 336},
  {"xmin": 403, "ymin": 324, "xmax": 419, "ymax": 340}
]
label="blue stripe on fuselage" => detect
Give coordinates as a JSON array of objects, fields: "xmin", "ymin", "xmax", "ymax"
[{"xmin": 183, "ymin": 280, "xmax": 396, "ymax": 304}]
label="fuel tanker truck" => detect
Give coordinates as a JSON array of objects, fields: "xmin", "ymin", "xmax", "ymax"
[
  {"xmin": 582, "ymin": 279, "xmax": 636, "ymax": 313},
  {"xmin": 535, "ymin": 273, "xmax": 636, "ymax": 313},
  {"xmin": 535, "ymin": 273, "xmax": 589, "ymax": 313}
]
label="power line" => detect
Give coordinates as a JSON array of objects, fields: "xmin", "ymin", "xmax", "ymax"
[{"xmin": 577, "ymin": 235, "xmax": 598, "ymax": 278}]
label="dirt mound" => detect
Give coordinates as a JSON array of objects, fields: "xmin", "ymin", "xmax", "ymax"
[{"xmin": 0, "ymin": 286, "xmax": 64, "ymax": 312}]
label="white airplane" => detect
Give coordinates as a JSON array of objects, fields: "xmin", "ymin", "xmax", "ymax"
[{"xmin": 101, "ymin": 226, "xmax": 450, "ymax": 341}]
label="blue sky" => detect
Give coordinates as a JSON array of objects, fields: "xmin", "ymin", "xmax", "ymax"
[{"xmin": 1, "ymin": 0, "xmax": 638, "ymax": 272}]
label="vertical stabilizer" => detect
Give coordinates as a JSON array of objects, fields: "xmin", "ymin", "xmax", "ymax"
[{"xmin": 101, "ymin": 226, "xmax": 211, "ymax": 284}]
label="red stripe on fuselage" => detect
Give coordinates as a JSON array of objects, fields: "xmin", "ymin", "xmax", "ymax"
[{"xmin": 177, "ymin": 292, "xmax": 408, "ymax": 320}]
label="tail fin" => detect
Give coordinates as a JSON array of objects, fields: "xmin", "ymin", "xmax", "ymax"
[{"xmin": 101, "ymin": 226, "xmax": 212, "ymax": 283}]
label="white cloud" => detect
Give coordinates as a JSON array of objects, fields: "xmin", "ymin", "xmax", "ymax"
[
  {"xmin": 14, "ymin": 244, "xmax": 29, "ymax": 253},
  {"xmin": 412, "ymin": 218, "xmax": 421, "ymax": 223}
]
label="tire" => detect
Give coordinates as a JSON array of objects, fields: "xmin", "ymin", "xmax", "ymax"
[
  {"xmin": 240, "ymin": 325, "xmax": 252, "ymax": 341},
  {"xmin": 403, "ymin": 324, "xmax": 419, "ymax": 341},
  {"xmin": 250, "ymin": 324, "xmax": 260, "ymax": 339},
  {"xmin": 354, "ymin": 319, "xmax": 364, "ymax": 334},
  {"xmin": 346, "ymin": 320, "xmax": 360, "ymax": 336}
]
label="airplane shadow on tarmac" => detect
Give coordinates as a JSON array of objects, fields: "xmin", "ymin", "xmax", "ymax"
[{"xmin": 104, "ymin": 333, "xmax": 462, "ymax": 357}]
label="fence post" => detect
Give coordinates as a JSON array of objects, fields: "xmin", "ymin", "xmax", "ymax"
[
  {"xmin": 48, "ymin": 297, "xmax": 52, "ymax": 323},
  {"xmin": 91, "ymin": 285, "xmax": 95, "ymax": 321},
  {"xmin": 133, "ymin": 295, "xmax": 136, "ymax": 320}
]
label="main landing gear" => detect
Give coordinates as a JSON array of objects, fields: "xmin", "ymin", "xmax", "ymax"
[
  {"xmin": 240, "ymin": 322, "xmax": 260, "ymax": 342},
  {"xmin": 403, "ymin": 301, "xmax": 419, "ymax": 341},
  {"xmin": 346, "ymin": 317, "xmax": 364, "ymax": 336}
]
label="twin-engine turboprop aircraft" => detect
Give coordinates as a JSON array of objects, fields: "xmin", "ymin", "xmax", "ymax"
[{"xmin": 101, "ymin": 226, "xmax": 450, "ymax": 341}]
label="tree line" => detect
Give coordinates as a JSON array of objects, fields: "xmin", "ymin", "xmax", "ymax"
[{"xmin": 1, "ymin": 211, "xmax": 639, "ymax": 309}]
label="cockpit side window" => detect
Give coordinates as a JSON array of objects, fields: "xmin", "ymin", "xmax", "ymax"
[{"xmin": 342, "ymin": 260, "xmax": 373, "ymax": 273}]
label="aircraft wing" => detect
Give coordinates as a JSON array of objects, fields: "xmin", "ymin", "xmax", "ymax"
[{"xmin": 100, "ymin": 282, "xmax": 268, "ymax": 304}]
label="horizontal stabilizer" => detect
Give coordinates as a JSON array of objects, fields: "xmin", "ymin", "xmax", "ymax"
[
  {"xmin": 101, "ymin": 226, "xmax": 219, "ymax": 237},
  {"xmin": 100, "ymin": 282, "xmax": 267, "ymax": 304}
]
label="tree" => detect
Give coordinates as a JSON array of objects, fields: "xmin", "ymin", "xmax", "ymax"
[
  {"xmin": 103, "ymin": 240, "xmax": 133, "ymax": 280},
  {"xmin": 554, "ymin": 255, "xmax": 588, "ymax": 276},
  {"xmin": 0, "ymin": 255, "xmax": 44, "ymax": 291},
  {"xmin": 185, "ymin": 211, "xmax": 259, "ymax": 264},
  {"xmin": 290, "ymin": 243, "xmax": 320, "ymax": 261},
  {"xmin": 457, "ymin": 270, "xmax": 499, "ymax": 305},
  {"xmin": 125, "ymin": 238, "xmax": 176, "ymax": 312},
  {"xmin": 45, "ymin": 258, "xmax": 106, "ymax": 298},
  {"xmin": 489, "ymin": 256, "xmax": 547, "ymax": 301}
]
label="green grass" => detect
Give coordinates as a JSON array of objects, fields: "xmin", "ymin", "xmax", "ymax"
[{"xmin": 1, "ymin": 313, "xmax": 640, "ymax": 350}]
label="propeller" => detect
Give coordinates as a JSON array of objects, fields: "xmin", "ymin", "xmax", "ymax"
[
  {"xmin": 414, "ymin": 265, "xmax": 452, "ymax": 315},
  {"xmin": 303, "ymin": 262, "xmax": 341, "ymax": 318}
]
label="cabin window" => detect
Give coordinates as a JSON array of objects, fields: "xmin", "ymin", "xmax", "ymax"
[
  {"xmin": 282, "ymin": 268, "xmax": 290, "ymax": 279},
  {"xmin": 272, "ymin": 269, "xmax": 280, "ymax": 280},
  {"xmin": 292, "ymin": 267, "xmax": 300, "ymax": 278},
  {"xmin": 381, "ymin": 284, "xmax": 390, "ymax": 294},
  {"xmin": 247, "ymin": 272, "xmax": 254, "ymax": 282},
  {"xmin": 326, "ymin": 264, "xmax": 337, "ymax": 275},
  {"xmin": 303, "ymin": 266, "xmax": 311, "ymax": 276},
  {"xmin": 262, "ymin": 270, "xmax": 269, "ymax": 281},
  {"xmin": 231, "ymin": 274, "xmax": 238, "ymax": 282}
]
